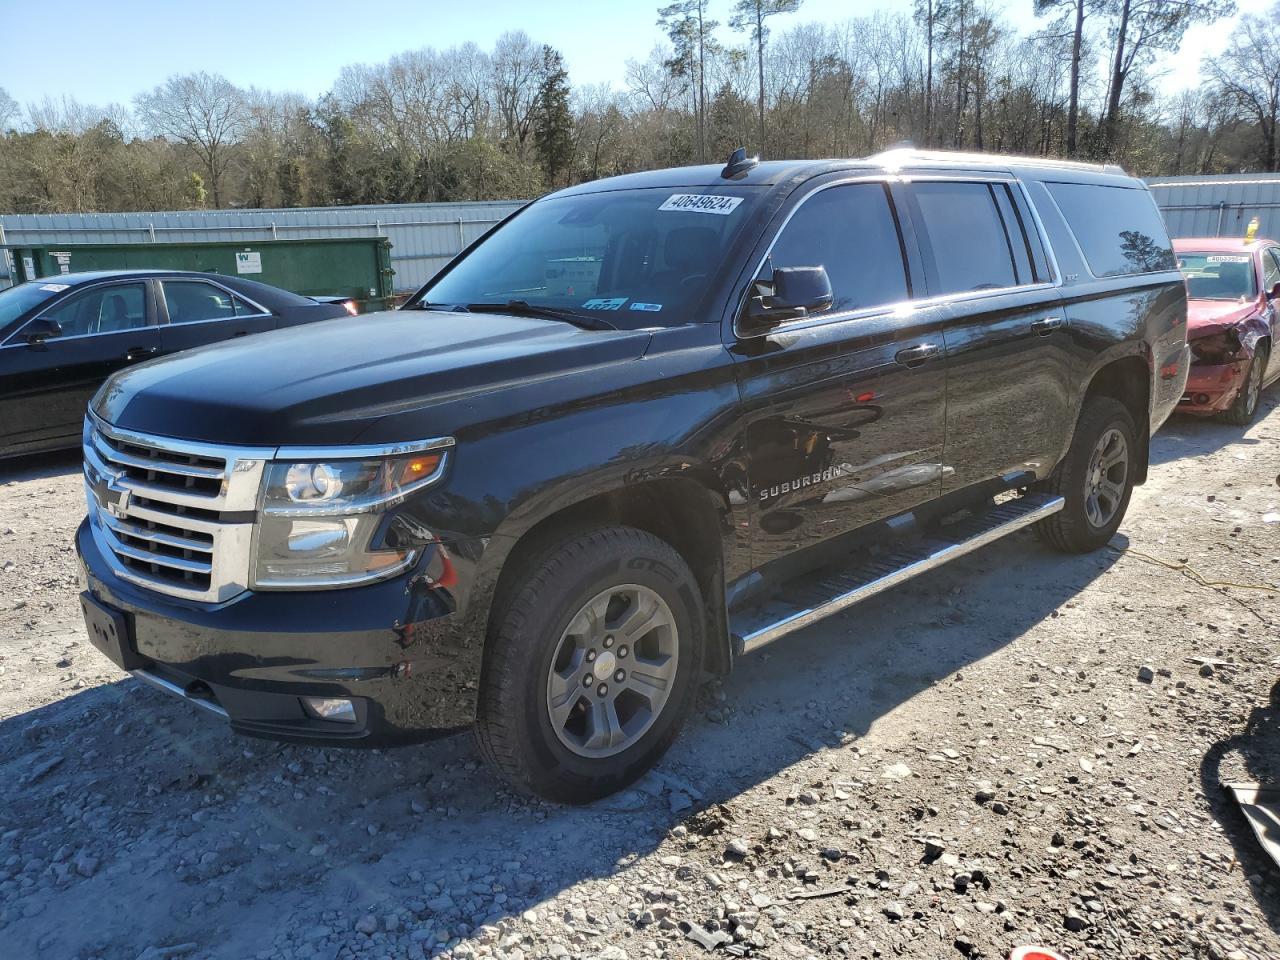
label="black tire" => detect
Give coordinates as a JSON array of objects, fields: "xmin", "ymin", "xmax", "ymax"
[
  {"xmin": 1221, "ymin": 342, "xmax": 1268, "ymax": 426},
  {"xmin": 1035, "ymin": 395, "xmax": 1138, "ymax": 554},
  {"xmin": 473, "ymin": 525, "xmax": 705, "ymax": 804}
]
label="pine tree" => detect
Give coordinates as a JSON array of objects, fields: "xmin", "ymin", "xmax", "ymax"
[{"xmin": 534, "ymin": 46, "xmax": 574, "ymax": 188}]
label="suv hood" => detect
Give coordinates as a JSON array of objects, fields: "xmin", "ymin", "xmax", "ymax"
[
  {"xmin": 95, "ymin": 310, "xmax": 654, "ymax": 446},
  {"xmin": 1186, "ymin": 298, "xmax": 1261, "ymax": 339}
]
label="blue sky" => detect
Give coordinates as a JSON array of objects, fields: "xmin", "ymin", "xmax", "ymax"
[{"xmin": 0, "ymin": 0, "xmax": 1266, "ymax": 109}]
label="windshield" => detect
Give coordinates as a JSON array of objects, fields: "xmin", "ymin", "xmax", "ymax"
[
  {"xmin": 1177, "ymin": 252, "xmax": 1257, "ymax": 301},
  {"xmin": 0, "ymin": 281, "xmax": 64, "ymax": 334},
  {"xmin": 418, "ymin": 186, "xmax": 764, "ymax": 328}
]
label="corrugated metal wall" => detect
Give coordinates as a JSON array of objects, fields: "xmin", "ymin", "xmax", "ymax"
[
  {"xmin": 1146, "ymin": 173, "xmax": 1280, "ymax": 239},
  {"xmin": 0, "ymin": 200, "xmax": 525, "ymax": 292}
]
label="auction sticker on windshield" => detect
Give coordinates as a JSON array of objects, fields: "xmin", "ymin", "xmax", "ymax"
[
  {"xmin": 659, "ymin": 194, "xmax": 743, "ymax": 215},
  {"xmin": 1206, "ymin": 256, "xmax": 1250, "ymax": 263},
  {"xmin": 582, "ymin": 297, "xmax": 628, "ymax": 311}
]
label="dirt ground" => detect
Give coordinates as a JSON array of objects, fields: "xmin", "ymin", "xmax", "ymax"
[{"xmin": 1, "ymin": 395, "xmax": 1277, "ymax": 960}]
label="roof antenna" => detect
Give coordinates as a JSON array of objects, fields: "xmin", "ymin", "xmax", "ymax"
[{"xmin": 721, "ymin": 147, "xmax": 759, "ymax": 180}]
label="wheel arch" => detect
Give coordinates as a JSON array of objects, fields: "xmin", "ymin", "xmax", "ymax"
[
  {"xmin": 467, "ymin": 471, "xmax": 738, "ymax": 695},
  {"xmin": 1078, "ymin": 352, "xmax": 1151, "ymax": 484}
]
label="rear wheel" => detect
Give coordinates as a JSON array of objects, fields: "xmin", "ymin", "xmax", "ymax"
[
  {"xmin": 1036, "ymin": 396, "xmax": 1138, "ymax": 554},
  {"xmin": 1221, "ymin": 342, "xmax": 1268, "ymax": 426},
  {"xmin": 473, "ymin": 526, "xmax": 704, "ymax": 803}
]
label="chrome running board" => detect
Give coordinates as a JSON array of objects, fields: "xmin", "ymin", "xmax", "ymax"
[
  {"xmin": 131, "ymin": 669, "xmax": 229, "ymax": 720},
  {"xmin": 732, "ymin": 493, "xmax": 1064, "ymax": 653}
]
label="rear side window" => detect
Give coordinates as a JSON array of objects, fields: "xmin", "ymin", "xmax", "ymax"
[
  {"xmin": 162, "ymin": 281, "xmax": 258, "ymax": 324},
  {"xmin": 1045, "ymin": 182, "xmax": 1175, "ymax": 278},
  {"xmin": 767, "ymin": 182, "xmax": 909, "ymax": 314},
  {"xmin": 906, "ymin": 182, "xmax": 1021, "ymax": 296}
]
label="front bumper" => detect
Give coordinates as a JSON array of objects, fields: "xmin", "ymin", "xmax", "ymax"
[
  {"xmin": 1179, "ymin": 359, "xmax": 1247, "ymax": 415},
  {"xmin": 76, "ymin": 519, "xmax": 484, "ymax": 745}
]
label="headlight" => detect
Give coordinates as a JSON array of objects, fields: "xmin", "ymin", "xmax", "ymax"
[{"xmin": 251, "ymin": 443, "xmax": 451, "ymax": 589}]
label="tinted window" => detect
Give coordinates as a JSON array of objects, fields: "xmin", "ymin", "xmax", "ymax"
[
  {"xmin": 163, "ymin": 281, "xmax": 255, "ymax": 323},
  {"xmin": 422, "ymin": 186, "xmax": 763, "ymax": 327},
  {"xmin": 1046, "ymin": 182, "xmax": 1175, "ymax": 278},
  {"xmin": 1176, "ymin": 251, "xmax": 1257, "ymax": 300},
  {"xmin": 1266, "ymin": 249, "xmax": 1280, "ymax": 291},
  {"xmin": 766, "ymin": 183, "xmax": 909, "ymax": 314},
  {"xmin": 909, "ymin": 182, "xmax": 1019, "ymax": 295},
  {"xmin": 39, "ymin": 283, "xmax": 147, "ymax": 338},
  {"xmin": 0, "ymin": 282, "xmax": 62, "ymax": 333}
]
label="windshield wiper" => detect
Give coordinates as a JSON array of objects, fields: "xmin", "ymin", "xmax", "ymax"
[{"xmin": 465, "ymin": 300, "xmax": 617, "ymax": 331}]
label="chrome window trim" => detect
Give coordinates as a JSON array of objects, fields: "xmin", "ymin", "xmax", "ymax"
[
  {"xmin": 734, "ymin": 173, "xmax": 1062, "ymax": 337},
  {"xmin": 156, "ymin": 277, "xmax": 273, "ymax": 325},
  {"xmin": 0, "ymin": 279, "xmax": 155, "ymax": 348}
]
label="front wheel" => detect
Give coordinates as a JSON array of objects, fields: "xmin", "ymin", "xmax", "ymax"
[
  {"xmin": 1036, "ymin": 395, "xmax": 1139, "ymax": 554},
  {"xmin": 1221, "ymin": 342, "xmax": 1268, "ymax": 426},
  {"xmin": 473, "ymin": 526, "xmax": 704, "ymax": 803}
]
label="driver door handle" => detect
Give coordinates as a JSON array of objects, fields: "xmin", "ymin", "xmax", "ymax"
[
  {"xmin": 123, "ymin": 346, "xmax": 158, "ymax": 362},
  {"xmin": 1031, "ymin": 316, "xmax": 1066, "ymax": 335},
  {"xmin": 894, "ymin": 343, "xmax": 941, "ymax": 367}
]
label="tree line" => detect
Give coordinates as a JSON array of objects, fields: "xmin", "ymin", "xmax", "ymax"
[{"xmin": 3, "ymin": 0, "xmax": 1280, "ymax": 215}]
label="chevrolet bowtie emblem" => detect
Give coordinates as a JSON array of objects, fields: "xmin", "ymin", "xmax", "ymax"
[{"xmin": 96, "ymin": 476, "xmax": 130, "ymax": 519}]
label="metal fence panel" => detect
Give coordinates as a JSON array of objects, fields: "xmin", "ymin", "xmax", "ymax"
[
  {"xmin": 1146, "ymin": 173, "xmax": 1280, "ymax": 240},
  {"xmin": 0, "ymin": 200, "xmax": 525, "ymax": 291}
]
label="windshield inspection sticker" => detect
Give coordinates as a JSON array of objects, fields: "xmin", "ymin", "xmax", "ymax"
[
  {"xmin": 582, "ymin": 297, "xmax": 628, "ymax": 311},
  {"xmin": 1206, "ymin": 255, "xmax": 1250, "ymax": 263},
  {"xmin": 659, "ymin": 193, "xmax": 743, "ymax": 216},
  {"xmin": 630, "ymin": 302, "xmax": 663, "ymax": 312},
  {"xmin": 39, "ymin": 283, "xmax": 70, "ymax": 292}
]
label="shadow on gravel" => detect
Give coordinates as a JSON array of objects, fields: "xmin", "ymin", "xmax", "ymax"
[
  {"xmin": 1200, "ymin": 677, "xmax": 1280, "ymax": 937},
  {"xmin": 1, "ymin": 529, "xmax": 1122, "ymax": 959},
  {"xmin": 1152, "ymin": 392, "xmax": 1278, "ymax": 465},
  {"xmin": 0, "ymin": 447, "xmax": 81, "ymax": 482}
]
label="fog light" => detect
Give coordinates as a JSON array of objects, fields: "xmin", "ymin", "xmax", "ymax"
[
  {"xmin": 1195, "ymin": 393, "xmax": 1210, "ymax": 405},
  {"xmin": 302, "ymin": 696, "xmax": 357, "ymax": 723}
]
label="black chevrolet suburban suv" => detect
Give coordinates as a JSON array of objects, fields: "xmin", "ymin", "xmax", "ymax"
[{"xmin": 76, "ymin": 150, "xmax": 1189, "ymax": 802}]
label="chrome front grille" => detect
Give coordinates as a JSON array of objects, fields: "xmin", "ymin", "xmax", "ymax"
[{"xmin": 83, "ymin": 416, "xmax": 272, "ymax": 603}]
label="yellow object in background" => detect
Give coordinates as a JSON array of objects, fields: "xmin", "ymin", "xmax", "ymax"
[{"xmin": 1246, "ymin": 216, "xmax": 1260, "ymax": 242}]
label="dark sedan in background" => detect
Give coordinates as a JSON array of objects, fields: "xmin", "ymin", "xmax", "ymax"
[{"xmin": 0, "ymin": 270, "xmax": 356, "ymax": 460}]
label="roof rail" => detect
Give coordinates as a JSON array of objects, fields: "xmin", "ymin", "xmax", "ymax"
[{"xmin": 865, "ymin": 147, "xmax": 1126, "ymax": 176}]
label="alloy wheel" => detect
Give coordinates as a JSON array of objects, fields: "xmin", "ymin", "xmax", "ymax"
[
  {"xmin": 545, "ymin": 584, "xmax": 679, "ymax": 759},
  {"xmin": 1084, "ymin": 427, "xmax": 1128, "ymax": 529}
]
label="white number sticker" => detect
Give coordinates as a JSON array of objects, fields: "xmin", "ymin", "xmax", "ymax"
[
  {"xmin": 659, "ymin": 194, "xmax": 743, "ymax": 216},
  {"xmin": 1205, "ymin": 255, "xmax": 1250, "ymax": 263}
]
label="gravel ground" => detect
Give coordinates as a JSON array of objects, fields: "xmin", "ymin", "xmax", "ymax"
[{"xmin": 1, "ymin": 396, "xmax": 1278, "ymax": 960}]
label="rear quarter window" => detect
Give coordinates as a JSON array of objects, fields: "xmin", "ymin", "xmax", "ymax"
[{"xmin": 1045, "ymin": 182, "xmax": 1175, "ymax": 279}]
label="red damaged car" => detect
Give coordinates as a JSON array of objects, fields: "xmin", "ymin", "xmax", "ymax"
[{"xmin": 1174, "ymin": 238, "xmax": 1280, "ymax": 424}]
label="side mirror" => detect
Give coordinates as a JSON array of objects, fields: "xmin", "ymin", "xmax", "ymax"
[
  {"xmin": 24, "ymin": 317, "xmax": 62, "ymax": 345},
  {"xmin": 739, "ymin": 265, "xmax": 834, "ymax": 336},
  {"xmin": 1268, "ymin": 282, "xmax": 1280, "ymax": 300}
]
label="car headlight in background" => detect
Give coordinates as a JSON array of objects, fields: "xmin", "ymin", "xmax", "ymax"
[{"xmin": 251, "ymin": 441, "xmax": 453, "ymax": 589}]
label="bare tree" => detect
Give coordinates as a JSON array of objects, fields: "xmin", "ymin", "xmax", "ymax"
[
  {"xmin": 729, "ymin": 0, "xmax": 803, "ymax": 153},
  {"xmin": 1204, "ymin": 6, "xmax": 1280, "ymax": 170},
  {"xmin": 1034, "ymin": 0, "xmax": 1098, "ymax": 156},
  {"xmin": 0, "ymin": 88, "xmax": 18, "ymax": 131},
  {"xmin": 134, "ymin": 72, "xmax": 248, "ymax": 208}
]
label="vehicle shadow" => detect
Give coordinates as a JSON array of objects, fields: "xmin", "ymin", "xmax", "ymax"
[
  {"xmin": 1199, "ymin": 677, "xmax": 1280, "ymax": 937},
  {"xmin": 0, "ymin": 448, "xmax": 81, "ymax": 482},
  {"xmin": 1152, "ymin": 391, "xmax": 1279, "ymax": 466},
  {"xmin": 0, "ymin": 529, "xmax": 1120, "ymax": 959}
]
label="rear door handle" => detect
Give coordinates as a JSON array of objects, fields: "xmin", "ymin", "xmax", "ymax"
[
  {"xmin": 894, "ymin": 343, "xmax": 941, "ymax": 367},
  {"xmin": 1030, "ymin": 316, "xmax": 1066, "ymax": 335},
  {"xmin": 123, "ymin": 346, "xmax": 158, "ymax": 362}
]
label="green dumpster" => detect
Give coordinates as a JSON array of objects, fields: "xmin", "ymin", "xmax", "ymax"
[{"xmin": 5, "ymin": 236, "xmax": 395, "ymax": 313}]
